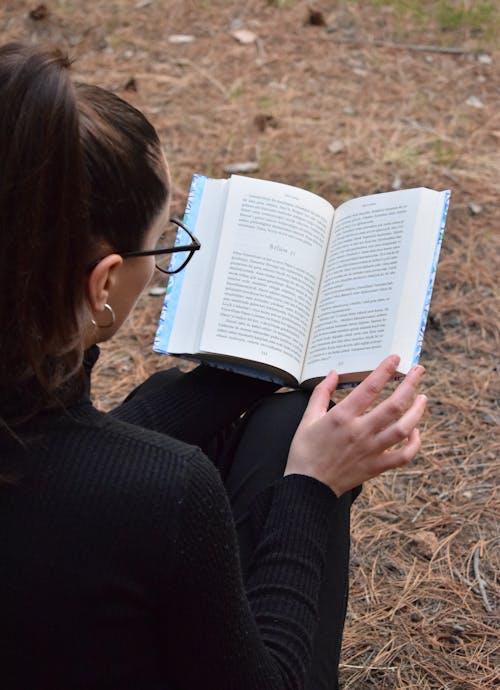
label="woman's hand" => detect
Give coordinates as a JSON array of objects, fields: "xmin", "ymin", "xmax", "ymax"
[{"xmin": 285, "ymin": 355, "xmax": 427, "ymax": 497}]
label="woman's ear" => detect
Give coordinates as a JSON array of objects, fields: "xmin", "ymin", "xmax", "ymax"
[{"xmin": 86, "ymin": 254, "xmax": 123, "ymax": 312}]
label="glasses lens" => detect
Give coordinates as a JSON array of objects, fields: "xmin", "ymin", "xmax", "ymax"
[{"xmin": 155, "ymin": 223, "xmax": 193, "ymax": 274}]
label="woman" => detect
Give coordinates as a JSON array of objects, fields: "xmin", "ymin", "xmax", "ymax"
[{"xmin": 0, "ymin": 43, "xmax": 426, "ymax": 690}]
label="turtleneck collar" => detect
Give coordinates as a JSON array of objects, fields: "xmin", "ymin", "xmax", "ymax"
[
  {"xmin": 0, "ymin": 346, "xmax": 101, "ymax": 428},
  {"xmin": 83, "ymin": 344, "xmax": 100, "ymax": 399}
]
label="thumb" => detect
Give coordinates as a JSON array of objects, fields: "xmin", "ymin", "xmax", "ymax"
[{"xmin": 300, "ymin": 370, "xmax": 338, "ymax": 426}]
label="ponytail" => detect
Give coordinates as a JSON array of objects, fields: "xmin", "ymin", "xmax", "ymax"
[
  {"xmin": 0, "ymin": 43, "xmax": 169, "ymax": 432},
  {"xmin": 0, "ymin": 43, "xmax": 90, "ymax": 423}
]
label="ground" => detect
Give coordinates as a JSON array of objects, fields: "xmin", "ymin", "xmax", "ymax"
[{"xmin": 2, "ymin": 1, "xmax": 498, "ymax": 687}]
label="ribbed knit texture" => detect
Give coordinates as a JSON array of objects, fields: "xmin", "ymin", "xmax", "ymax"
[{"xmin": 0, "ymin": 355, "xmax": 337, "ymax": 690}]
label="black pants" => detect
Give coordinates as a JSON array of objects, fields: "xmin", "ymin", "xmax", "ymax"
[{"xmin": 124, "ymin": 366, "xmax": 359, "ymax": 690}]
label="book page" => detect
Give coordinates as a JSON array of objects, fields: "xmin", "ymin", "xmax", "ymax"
[
  {"xmin": 164, "ymin": 178, "xmax": 229, "ymax": 354},
  {"xmin": 391, "ymin": 188, "xmax": 449, "ymax": 371},
  {"xmin": 199, "ymin": 176, "xmax": 334, "ymax": 380},
  {"xmin": 302, "ymin": 189, "xmax": 425, "ymax": 381}
]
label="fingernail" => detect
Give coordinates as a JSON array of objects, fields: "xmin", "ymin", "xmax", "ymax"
[
  {"xmin": 413, "ymin": 365, "xmax": 425, "ymax": 376},
  {"xmin": 389, "ymin": 354, "xmax": 401, "ymax": 366}
]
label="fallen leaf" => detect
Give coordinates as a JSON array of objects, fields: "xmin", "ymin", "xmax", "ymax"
[
  {"xmin": 477, "ymin": 53, "xmax": 492, "ymax": 65},
  {"xmin": 328, "ymin": 140, "xmax": 345, "ymax": 155},
  {"xmin": 434, "ymin": 633, "xmax": 463, "ymax": 647},
  {"xmin": 124, "ymin": 77, "xmax": 138, "ymax": 92},
  {"xmin": 392, "ymin": 173, "xmax": 402, "ymax": 190},
  {"xmin": 229, "ymin": 18, "xmax": 243, "ymax": 31},
  {"xmin": 468, "ymin": 202, "xmax": 483, "ymax": 215},
  {"xmin": 465, "ymin": 95, "xmax": 484, "ymax": 109},
  {"xmin": 254, "ymin": 114, "xmax": 278, "ymax": 132},
  {"xmin": 29, "ymin": 4, "xmax": 49, "ymax": 20},
  {"xmin": 231, "ymin": 29, "xmax": 257, "ymax": 45},
  {"xmin": 223, "ymin": 161, "xmax": 259, "ymax": 174},
  {"xmin": 268, "ymin": 80, "xmax": 288, "ymax": 90},
  {"xmin": 410, "ymin": 530, "xmax": 439, "ymax": 559},
  {"xmin": 168, "ymin": 34, "xmax": 196, "ymax": 44},
  {"xmin": 307, "ymin": 8, "xmax": 326, "ymax": 27}
]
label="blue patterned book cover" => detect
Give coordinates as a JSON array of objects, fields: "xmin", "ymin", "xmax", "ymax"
[
  {"xmin": 153, "ymin": 174, "xmax": 207, "ymax": 354},
  {"xmin": 410, "ymin": 189, "xmax": 451, "ymax": 366}
]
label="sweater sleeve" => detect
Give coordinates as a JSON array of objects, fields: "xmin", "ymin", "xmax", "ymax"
[{"xmin": 159, "ymin": 452, "xmax": 336, "ymax": 690}]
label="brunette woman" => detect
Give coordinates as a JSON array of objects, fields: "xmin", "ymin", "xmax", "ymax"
[{"xmin": 0, "ymin": 42, "xmax": 426, "ymax": 690}]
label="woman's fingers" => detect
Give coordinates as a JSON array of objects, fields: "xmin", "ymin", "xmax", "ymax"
[
  {"xmin": 364, "ymin": 364, "xmax": 425, "ymax": 434},
  {"xmin": 374, "ymin": 393, "xmax": 427, "ymax": 451},
  {"xmin": 288, "ymin": 356, "xmax": 427, "ymax": 496},
  {"xmin": 357, "ymin": 427, "xmax": 423, "ymax": 486},
  {"xmin": 300, "ymin": 369, "xmax": 339, "ymax": 425},
  {"xmin": 338, "ymin": 355, "xmax": 401, "ymax": 417},
  {"xmin": 377, "ymin": 427, "xmax": 422, "ymax": 472}
]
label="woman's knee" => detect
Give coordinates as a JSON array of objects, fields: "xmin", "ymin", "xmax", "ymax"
[
  {"xmin": 223, "ymin": 390, "xmax": 312, "ymax": 498},
  {"xmin": 243, "ymin": 389, "xmax": 311, "ymax": 434}
]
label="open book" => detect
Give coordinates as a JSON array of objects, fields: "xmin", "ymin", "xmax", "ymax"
[{"xmin": 154, "ymin": 175, "xmax": 450, "ymax": 388}]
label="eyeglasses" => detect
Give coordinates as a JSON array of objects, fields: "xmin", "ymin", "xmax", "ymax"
[{"xmin": 120, "ymin": 217, "xmax": 201, "ymax": 274}]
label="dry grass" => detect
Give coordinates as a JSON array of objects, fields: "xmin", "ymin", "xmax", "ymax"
[{"xmin": 2, "ymin": 1, "xmax": 498, "ymax": 687}]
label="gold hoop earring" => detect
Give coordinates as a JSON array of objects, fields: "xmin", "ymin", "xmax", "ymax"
[{"xmin": 91, "ymin": 303, "xmax": 116, "ymax": 329}]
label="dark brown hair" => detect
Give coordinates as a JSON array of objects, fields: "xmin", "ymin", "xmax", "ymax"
[{"xmin": 0, "ymin": 43, "xmax": 169, "ymax": 427}]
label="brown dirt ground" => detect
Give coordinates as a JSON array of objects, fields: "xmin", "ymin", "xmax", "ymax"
[{"xmin": 2, "ymin": 1, "xmax": 498, "ymax": 688}]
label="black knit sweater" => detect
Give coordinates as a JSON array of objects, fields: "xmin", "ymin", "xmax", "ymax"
[{"xmin": 0, "ymin": 352, "xmax": 337, "ymax": 690}]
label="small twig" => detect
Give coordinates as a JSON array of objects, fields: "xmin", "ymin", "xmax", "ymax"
[
  {"xmin": 411, "ymin": 501, "xmax": 431, "ymax": 523},
  {"xmin": 326, "ymin": 34, "xmax": 472, "ymax": 56},
  {"xmin": 339, "ymin": 664, "xmax": 397, "ymax": 671},
  {"xmin": 473, "ymin": 544, "xmax": 493, "ymax": 612},
  {"xmin": 443, "ymin": 170, "xmax": 461, "ymax": 186},
  {"xmin": 371, "ymin": 40, "xmax": 470, "ymax": 55},
  {"xmin": 131, "ymin": 72, "xmax": 181, "ymax": 84},
  {"xmin": 255, "ymin": 36, "xmax": 266, "ymax": 64},
  {"xmin": 326, "ymin": 33, "xmax": 473, "ymax": 55},
  {"xmin": 173, "ymin": 58, "xmax": 228, "ymax": 98},
  {"xmin": 453, "ymin": 567, "xmax": 480, "ymax": 595}
]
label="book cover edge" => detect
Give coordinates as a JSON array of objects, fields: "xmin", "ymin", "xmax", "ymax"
[
  {"xmin": 410, "ymin": 189, "xmax": 451, "ymax": 366},
  {"xmin": 182, "ymin": 356, "xmax": 288, "ymax": 386},
  {"xmin": 153, "ymin": 174, "xmax": 208, "ymax": 354}
]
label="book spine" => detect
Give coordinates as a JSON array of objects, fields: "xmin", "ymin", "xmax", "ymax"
[
  {"xmin": 410, "ymin": 189, "xmax": 451, "ymax": 366},
  {"xmin": 153, "ymin": 174, "xmax": 207, "ymax": 354}
]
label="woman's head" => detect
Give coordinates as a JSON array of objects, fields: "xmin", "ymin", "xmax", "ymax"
[{"xmin": 0, "ymin": 42, "xmax": 169, "ymax": 422}]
